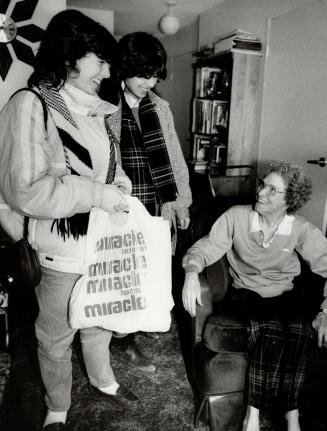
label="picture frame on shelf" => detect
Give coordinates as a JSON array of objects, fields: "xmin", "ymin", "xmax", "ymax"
[
  {"xmin": 192, "ymin": 134, "xmax": 211, "ymax": 162},
  {"xmin": 211, "ymin": 100, "xmax": 229, "ymax": 133},
  {"xmin": 195, "ymin": 66, "xmax": 222, "ymax": 97}
]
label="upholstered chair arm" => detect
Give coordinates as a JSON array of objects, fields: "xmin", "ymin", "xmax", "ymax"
[
  {"xmin": 193, "ymin": 256, "xmax": 231, "ymax": 346},
  {"xmin": 193, "ymin": 274, "xmax": 213, "ymax": 345}
]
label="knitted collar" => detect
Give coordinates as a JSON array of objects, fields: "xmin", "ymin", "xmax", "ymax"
[{"xmin": 60, "ymin": 83, "xmax": 118, "ymax": 117}]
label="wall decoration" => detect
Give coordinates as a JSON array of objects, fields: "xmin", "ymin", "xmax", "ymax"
[{"xmin": 0, "ymin": 0, "xmax": 44, "ymax": 81}]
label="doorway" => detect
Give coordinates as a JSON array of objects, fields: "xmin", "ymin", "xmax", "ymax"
[{"xmin": 260, "ymin": 0, "xmax": 327, "ymax": 232}]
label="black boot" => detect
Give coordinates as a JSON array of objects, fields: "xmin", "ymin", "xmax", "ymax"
[{"xmin": 110, "ymin": 333, "xmax": 156, "ymax": 372}]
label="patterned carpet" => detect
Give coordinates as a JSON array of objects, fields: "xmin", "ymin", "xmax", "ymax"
[
  {"xmin": 0, "ymin": 307, "xmax": 324, "ymax": 431},
  {"xmin": 0, "ymin": 316, "xmax": 209, "ymax": 431}
]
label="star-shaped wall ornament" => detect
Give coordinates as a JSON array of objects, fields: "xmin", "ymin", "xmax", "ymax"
[{"xmin": 0, "ymin": 0, "xmax": 44, "ymax": 81}]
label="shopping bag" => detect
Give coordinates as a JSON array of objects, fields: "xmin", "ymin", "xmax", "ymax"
[{"xmin": 69, "ymin": 196, "xmax": 174, "ymax": 333}]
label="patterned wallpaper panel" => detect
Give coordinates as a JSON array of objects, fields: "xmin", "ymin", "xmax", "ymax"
[{"xmin": 0, "ymin": 0, "xmax": 44, "ymax": 80}]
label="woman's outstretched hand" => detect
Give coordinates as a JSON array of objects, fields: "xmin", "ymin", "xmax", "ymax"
[{"xmin": 182, "ymin": 271, "xmax": 202, "ymax": 317}]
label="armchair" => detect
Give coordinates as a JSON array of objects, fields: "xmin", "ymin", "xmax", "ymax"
[
  {"xmin": 184, "ymin": 166, "xmax": 327, "ymax": 430},
  {"xmin": 191, "ymin": 255, "xmax": 327, "ymax": 431}
]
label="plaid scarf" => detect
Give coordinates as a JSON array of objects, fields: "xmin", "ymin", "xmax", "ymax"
[
  {"xmin": 120, "ymin": 92, "xmax": 177, "ymax": 214},
  {"xmin": 39, "ymin": 84, "xmax": 117, "ymax": 240}
]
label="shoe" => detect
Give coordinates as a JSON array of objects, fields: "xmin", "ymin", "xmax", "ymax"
[
  {"xmin": 89, "ymin": 383, "xmax": 140, "ymax": 409},
  {"xmin": 117, "ymin": 343, "xmax": 156, "ymax": 373},
  {"xmin": 43, "ymin": 423, "xmax": 65, "ymax": 430}
]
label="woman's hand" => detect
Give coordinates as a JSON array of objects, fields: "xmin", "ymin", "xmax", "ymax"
[
  {"xmin": 100, "ymin": 184, "xmax": 129, "ymax": 214},
  {"xmin": 182, "ymin": 272, "xmax": 202, "ymax": 317},
  {"xmin": 117, "ymin": 185, "xmax": 131, "ymax": 195},
  {"xmin": 312, "ymin": 311, "xmax": 327, "ymax": 347},
  {"xmin": 176, "ymin": 207, "xmax": 190, "ymax": 230},
  {"xmin": 178, "ymin": 215, "xmax": 190, "ymax": 230},
  {"xmin": 113, "ymin": 175, "xmax": 132, "ymax": 195}
]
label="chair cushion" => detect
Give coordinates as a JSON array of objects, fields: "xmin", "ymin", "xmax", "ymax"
[
  {"xmin": 203, "ymin": 315, "xmax": 247, "ymax": 353},
  {"xmin": 195, "ymin": 344, "xmax": 247, "ymax": 394},
  {"xmin": 208, "ymin": 391, "xmax": 244, "ymax": 431}
]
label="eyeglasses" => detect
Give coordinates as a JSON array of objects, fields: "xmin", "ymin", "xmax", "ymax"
[{"xmin": 257, "ymin": 178, "xmax": 286, "ymax": 197}]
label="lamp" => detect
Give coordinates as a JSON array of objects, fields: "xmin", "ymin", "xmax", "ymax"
[{"xmin": 158, "ymin": 0, "xmax": 180, "ymax": 36}]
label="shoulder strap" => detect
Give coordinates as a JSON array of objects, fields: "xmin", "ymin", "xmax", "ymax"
[
  {"xmin": 23, "ymin": 216, "xmax": 29, "ymax": 240},
  {"xmin": 10, "ymin": 87, "xmax": 48, "ymax": 131}
]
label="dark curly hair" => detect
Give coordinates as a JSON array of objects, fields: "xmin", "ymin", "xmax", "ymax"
[
  {"xmin": 264, "ymin": 162, "xmax": 312, "ymax": 214},
  {"xmin": 28, "ymin": 9, "xmax": 117, "ymax": 89},
  {"xmin": 116, "ymin": 32, "xmax": 167, "ymax": 81}
]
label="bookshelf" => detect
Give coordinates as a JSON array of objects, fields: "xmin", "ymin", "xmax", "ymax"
[
  {"xmin": 189, "ymin": 30, "xmax": 262, "ymax": 178},
  {"xmin": 190, "ymin": 58, "xmax": 231, "ymax": 174}
]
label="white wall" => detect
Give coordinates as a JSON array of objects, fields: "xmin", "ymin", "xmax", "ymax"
[
  {"xmin": 0, "ymin": 0, "xmax": 66, "ymax": 110},
  {"xmin": 199, "ymin": 0, "xmax": 317, "ymax": 47},
  {"xmin": 159, "ymin": 20, "xmax": 199, "ymax": 157},
  {"xmin": 67, "ymin": 0, "xmax": 114, "ymax": 33}
]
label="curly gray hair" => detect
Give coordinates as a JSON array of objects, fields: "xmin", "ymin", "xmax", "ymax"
[{"xmin": 263, "ymin": 162, "xmax": 312, "ymax": 214}]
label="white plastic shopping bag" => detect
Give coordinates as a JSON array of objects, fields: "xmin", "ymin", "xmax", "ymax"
[{"xmin": 69, "ymin": 196, "xmax": 174, "ymax": 333}]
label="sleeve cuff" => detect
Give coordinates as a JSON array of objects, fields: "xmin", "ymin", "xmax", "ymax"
[
  {"xmin": 182, "ymin": 257, "xmax": 203, "ymax": 274},
  {"xmin": 92, "ymin": 182, "xmax": 104, "ymax": 208}
]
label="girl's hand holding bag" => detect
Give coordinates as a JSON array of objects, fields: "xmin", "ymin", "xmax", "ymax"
[{"xmin": 69, "ymin": 196, "xmax": 174, "ymax": 333}]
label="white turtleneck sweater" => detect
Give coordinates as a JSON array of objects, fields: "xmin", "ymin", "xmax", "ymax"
[{"xmin": 60, "ymin": 84, "xmax": 119, "ymax": 183}]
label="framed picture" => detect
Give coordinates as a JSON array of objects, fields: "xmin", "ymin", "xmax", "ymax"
[
  {"xmin": 192, "ymin": 134, "xmax": 211, "ymax": 162},
  {"xmin": 211, "ymin": 100, "xmax": 228, "ymax": 133}
]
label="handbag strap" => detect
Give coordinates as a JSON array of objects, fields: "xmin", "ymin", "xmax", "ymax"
[
  {"xmin": 23, "ymin": 217, "xmax": 29, "ymax": 240},
  {"xmin": 10, "ymin": 87, "xmax": 48, "ymax": 131}
]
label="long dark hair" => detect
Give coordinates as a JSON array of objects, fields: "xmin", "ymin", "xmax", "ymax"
[{"xmin": 28, "ymin": 9, "xmax": 117, "ymax": 89}]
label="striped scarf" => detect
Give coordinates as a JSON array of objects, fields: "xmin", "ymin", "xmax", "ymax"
[
  {"xmin": 39, "ymin": 83, "xmax": 117, "ymax": 240},
  {"xmin": 120, "ymin": 92, "xmax": 177, "ymax": 214}
]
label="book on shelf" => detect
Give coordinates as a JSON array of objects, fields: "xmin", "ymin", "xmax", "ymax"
[
  {"xmin": 192, "ymin": 99, "xmax": 228, "ymax": 134},
  {"xmin": 216, "ymin": 28, "xmax": 260, "ymax": 42},
  {"xmin": 233, "ymin": 39, "xmax": 262, "ymax": 50},
  {"xmin": 193, "ymin": 160, "xmax": 209, "ymax": 172},
  {"xmin": 231, "ymin": 48, "xmax": 263, "ymax": 56},
  {"xmin": 192, "ymin": 98, "xmax": 212, "ymax": 134},
  {"xmin": 214, "ymin": 35, "xmax": 262, "ymax": 55}
]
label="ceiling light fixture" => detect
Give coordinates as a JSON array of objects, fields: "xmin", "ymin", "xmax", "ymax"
[{"xmin": 158, "ymin": 0, "xmax": 180, "ymax": 36}]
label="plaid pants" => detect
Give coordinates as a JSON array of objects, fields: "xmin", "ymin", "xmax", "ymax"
[
  {"xmin": 219, "ymin": 287, "xmax": 316, "ymax": 413},
  {"xmin": 247, "ymin": 317, "xmax": 314, "ymax": 412}
]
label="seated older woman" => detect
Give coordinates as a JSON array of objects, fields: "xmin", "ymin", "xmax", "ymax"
[{"xmin": 182, "ymin": 162, "xmax": 327, "ymax": 431}]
